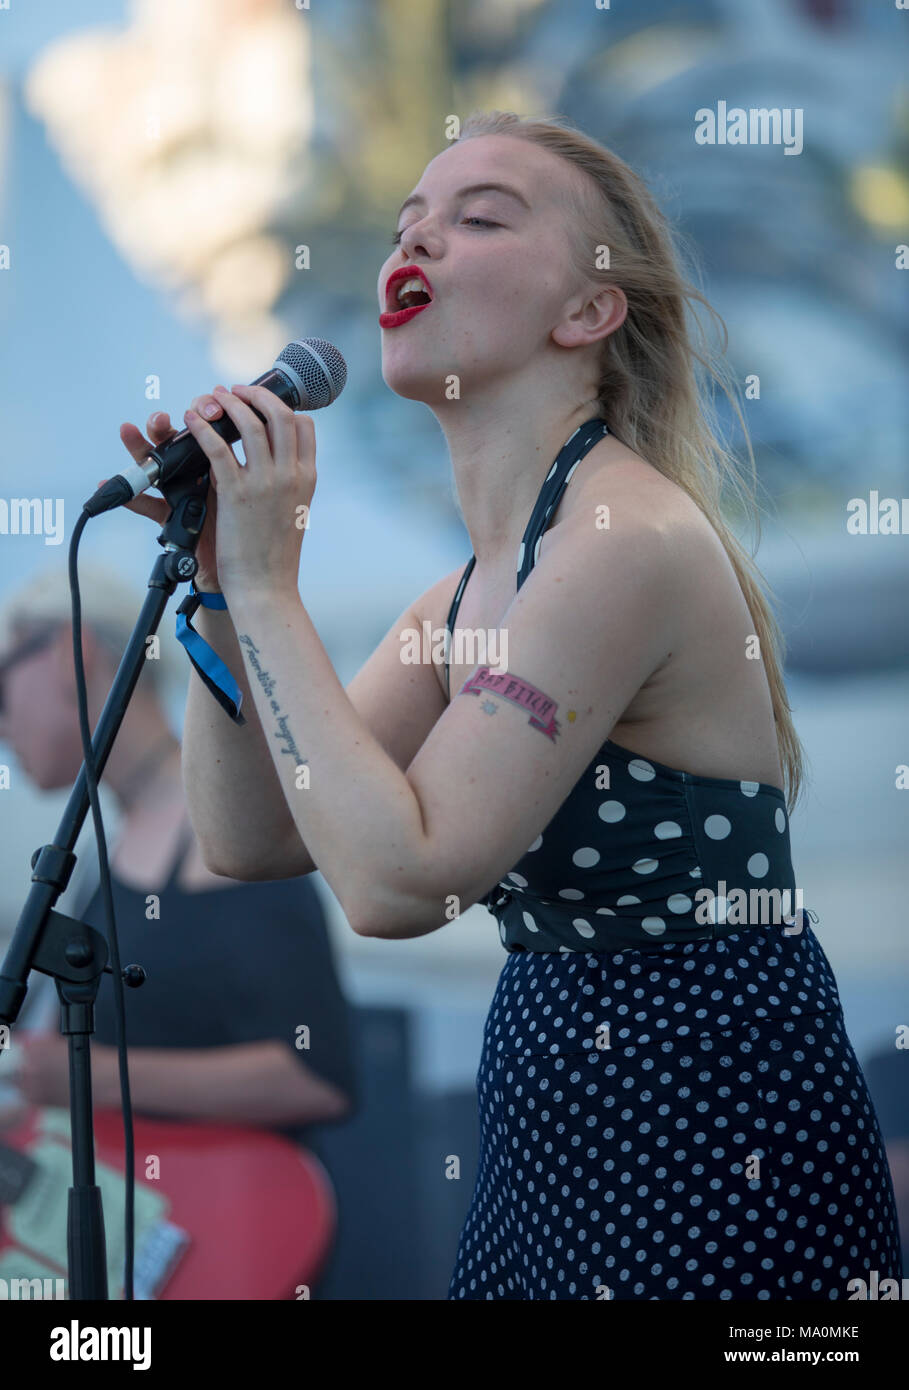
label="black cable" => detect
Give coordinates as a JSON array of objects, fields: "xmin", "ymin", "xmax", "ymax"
[{"xmin": 68, "ymin": 508, "xmax": 135, "ymax": 1301}]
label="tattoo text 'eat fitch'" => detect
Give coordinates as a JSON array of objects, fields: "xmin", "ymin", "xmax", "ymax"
[{"xmin": 459, "ymin": 667, "xmax": 560, "ymax": 742}]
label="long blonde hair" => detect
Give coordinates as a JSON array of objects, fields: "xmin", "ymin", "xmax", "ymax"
[{"xmin": 458, "ymin": 110, "xmax": 806, "ymax": 812}]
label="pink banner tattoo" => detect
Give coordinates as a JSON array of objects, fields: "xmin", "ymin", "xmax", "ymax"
[{"xmin": 460, "ymin": 667, "xmax": 561, "ymax": 741}]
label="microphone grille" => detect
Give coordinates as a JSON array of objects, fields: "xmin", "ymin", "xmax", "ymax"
[{"xmin": 276, "ymin": 337, "xmax": 347, "ymax": 409}]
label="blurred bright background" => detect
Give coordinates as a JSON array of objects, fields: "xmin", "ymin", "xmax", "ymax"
[{"xmin": 0, "ymin": 0, "xmax": 907, "ymax": 1297}]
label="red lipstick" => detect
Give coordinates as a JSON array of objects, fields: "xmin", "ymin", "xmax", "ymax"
[{"xmin": 380, "ymin": 265, "xmax": 435, "ymax": 329}]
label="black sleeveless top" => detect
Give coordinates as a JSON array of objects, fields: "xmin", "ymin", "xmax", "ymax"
[
  {"xmin": 85, "ymin": 816, "xmax": 357, "ymax": 1130},
  {"xmin": 443, "ymin": 417, "xmax": 800, "ymax": 954}
]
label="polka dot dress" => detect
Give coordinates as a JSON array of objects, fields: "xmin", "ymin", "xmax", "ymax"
[
  {"xmin": 448, "ymin": 926, "xmax": 904, "ymax": 1299},
  {"xmin": 444, "ymin": 418, "xmax": 903, "ymax": 1299}
]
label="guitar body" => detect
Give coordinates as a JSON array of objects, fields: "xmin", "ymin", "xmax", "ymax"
[{"xmin": 0, "ymin": 1107, "xmax": 335, "ymax": 1299}]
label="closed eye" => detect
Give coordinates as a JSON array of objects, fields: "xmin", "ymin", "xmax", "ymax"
[{"xmin": 390, "ymin": 217, "xmax": 500, "ymax": 245}]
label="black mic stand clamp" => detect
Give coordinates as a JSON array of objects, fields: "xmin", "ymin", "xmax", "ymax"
[{"xmin": 0, "ymin": 468, "xmax": 210, "ymax": 1300}]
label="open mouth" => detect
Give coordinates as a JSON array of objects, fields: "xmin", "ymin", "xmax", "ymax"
[
  {"xmin": 391, "ymin": 276, "xmax": 432, "ymax": 310},
  {"xmin": 380, "ymin": 266, "xmax": 435, "ymax": 327}
]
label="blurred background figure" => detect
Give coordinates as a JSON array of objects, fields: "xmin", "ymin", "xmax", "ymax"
[
  {"xmin": 0, "ymin": 0, "xmax": 905, "ymax": 1297},
  {"xmin": 0, "ymin": 564, "xmax": 357, "ymax": 1299},
  {"xmin": 864, "ymin": 1048, "xmax": 909, "ymax": 1280}
]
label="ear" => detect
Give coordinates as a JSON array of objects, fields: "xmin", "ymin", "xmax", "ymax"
[{"xmin": 552, "ymin": 283, "xmax": 627, "ymax": 349}]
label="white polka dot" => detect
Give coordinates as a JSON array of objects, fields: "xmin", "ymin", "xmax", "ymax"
[
  {"xmin": 654, "ymin": 821, "xmax": 682, "ymax": 839},
  {"xmin": 616, "ymin": 895, "xmax": 641, "ymax": 906},
  {"xmin": 507, "ymin": 872, "xmax": 528, "ymax": 887},
  {"xmin": 704, "ymin": 815, "xmax": 732, "ymax": 840},
  {"xmin": 526, "ymin": 835, "xmax": 543, "ymax": 852},
  {"xmin": 516, "ymin": 541, "xmax": 525, "ymax": 571},
  {"xmin": 740, "ymin": 780, "xmax": 760, "ymax": 797},
  {"xmin": 572, "ymin": 847, "xmax": 600, "ymax": 868},
  {"xmin": 598, "ymin": 800, "xmax": 626, "ymax": 823},
  {"xmin": 667, "ymin": 894, "xmax": 692, "ymax": 914},
  {"xmin": 642, "ymin": 917, "xmax": 667, "ymax": 936},
  {"xmin": 572, "ymin": 918, "xmax": 596, "ymax": 938},
  {"xmin": 595, "ymin": 907, "xmax": 616, "ymax": 916},
  {"xmin": 775, "ymin": 807, "xmax": 787, "ymax": 832},
  {"xmin": 632, "ymin": 857, "xmax": 659, "ymax": 874},
  {"xmin": 689, "ymin": 866, "xmax": 702, "ymax": 878},
  {"xmin": 558, "ymin": 888, "xmax": 584, "ymax": 900},
  {"xmin": 522, "ymin": 911, "xmax": 539, "ymax": 933},
  {"xmin": 628, "ymin": 759, "xmax": 656, "ymax": 781},
  {"xmin": 747, "ymin": 853, "xmax": 769, "ymax": 878}
]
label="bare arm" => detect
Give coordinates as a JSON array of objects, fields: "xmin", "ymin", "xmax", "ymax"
[
  {"xmin": 181, "ymin": 601, "xmax": 317, "ymax": 879},
  {"xmin": 93, "ymin": 1041, "xmax": 350, "ymax": 1127},
  {"xmin": 118, "ymin": 401, "xmax": 459, "ymax": 883},
  {"xmin": 184, "ymin": 570, "xmax": 458, "ymax": 881}
]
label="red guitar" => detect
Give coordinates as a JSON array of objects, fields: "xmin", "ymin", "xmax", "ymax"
[{"xmin": 0, "ymin": 1104, "xmax": 336, "ymax": 1299}]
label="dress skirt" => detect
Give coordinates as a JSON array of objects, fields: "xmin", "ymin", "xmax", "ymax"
[{"xmin": 448, "ymin": 918, "xmax": 903, "ymax": 1300}]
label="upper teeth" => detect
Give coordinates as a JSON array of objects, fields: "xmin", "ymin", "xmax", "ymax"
[{"xmin": 395, "ymin": 276, "xmax": 428, "ymax": 303}]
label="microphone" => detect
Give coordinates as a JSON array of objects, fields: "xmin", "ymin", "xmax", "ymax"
[{"xmin": 84, "ymin": 337, "xmax": 347, "ymax": 516}]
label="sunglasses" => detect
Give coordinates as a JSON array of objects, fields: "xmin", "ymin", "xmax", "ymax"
[{"xmin": 0, "ymin": 625, "xmax": 62, "ymax": 715}]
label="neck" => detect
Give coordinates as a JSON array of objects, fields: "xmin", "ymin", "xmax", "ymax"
[{"xmin": 432, "ymin": 376, "xmax": 600, "ymax": 568}]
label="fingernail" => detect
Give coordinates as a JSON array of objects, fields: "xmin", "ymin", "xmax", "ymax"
[
  {"xmin": 185, "ymin": 409, "xmax": 198, "ymax": 421},
  {"xmin": 202, "ymin": 403, "xmax": 220, "ymax": 418}
]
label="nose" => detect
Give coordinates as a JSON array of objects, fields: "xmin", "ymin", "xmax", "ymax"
[{"xmin": 398, "ymin": 215, "xmax": 441, "ymax": 263}]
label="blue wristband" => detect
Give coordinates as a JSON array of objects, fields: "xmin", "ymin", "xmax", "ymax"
[
  {"xmin": 175, "ymin": 580, "xmax": 245, "ymax": 724},
  {"xmin": 190, "ymin": 580, "xmax": 227, "ymax": 609}
]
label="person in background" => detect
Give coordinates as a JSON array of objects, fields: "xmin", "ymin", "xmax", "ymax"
[
  {"xmin": 0, "ymin": 564, "xmax": 357, "ymax": 1257},
  {"xmin": 864, "ymin": 1048, "xmax": 909, "ymax": 1279}
]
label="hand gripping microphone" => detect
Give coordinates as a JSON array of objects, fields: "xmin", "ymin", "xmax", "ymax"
[{"xmin": 84, "ymin": 337, "xmax": 347, "ymax": 517}]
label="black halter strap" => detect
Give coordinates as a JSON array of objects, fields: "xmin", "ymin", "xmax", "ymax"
[{"xmin": 444, "ymin": 417, "xmax": 609, "ymax": 697}]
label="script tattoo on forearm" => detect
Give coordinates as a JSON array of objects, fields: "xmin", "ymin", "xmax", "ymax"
[
  {"xmin": 237, "ymin": 634, "xmax": 308, "ymax": 769},
  {"xmin": 459, "ymin": 666, "xmax": 561, "ymax": 742}
]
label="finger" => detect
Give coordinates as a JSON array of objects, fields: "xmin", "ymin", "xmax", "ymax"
[
  {"xmin": 209, "ymin": 387, "xmax": 270, "ymax": 471},
  {"xmin": 147, "ymin": 410, "xmax": 176, "ymax": 444},
  {"xmin": 189, "ymin": 389, "xmax": 227, "ymax": 423},
  {"xmin": 123, "ymin": 493, "xmax": 170, "ymax": 524},
  {"xmin": 183, "ymin": 408, "xmax": 238, "ymax": 488},
  {"xmin": 119, "ymin": 422, "xmax": 155, "ymax": 464},
  {"xmin": 230, "ymin": 383, "xmax": 296, "ymax": 471}
]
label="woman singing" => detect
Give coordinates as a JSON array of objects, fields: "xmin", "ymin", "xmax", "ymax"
[{"xmin": 120, "ymin": 111, "xmax": 902, "ymax": 1300}]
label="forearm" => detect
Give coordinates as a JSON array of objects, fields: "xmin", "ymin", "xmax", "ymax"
[
  {"xmin": 94, "ymin": 1041, "xmax": 348, "ymax": 1126},
  {"xmin": 182, "ymin": 604, "xmax": 315, "ymax": 877},
  {"xmin": 226, "ymin": 589, "xmax": 434, "ymax": 933}
]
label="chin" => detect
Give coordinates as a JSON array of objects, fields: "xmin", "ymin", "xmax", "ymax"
[{"xmin": 381, "ymin": 362, "xmax": 448, "ymax": 405}]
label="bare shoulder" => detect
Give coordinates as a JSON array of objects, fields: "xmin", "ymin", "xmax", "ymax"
[
  {"xmin": 550, "ymin": 448, "xmax": 721, "ymax": 587},
  {"xmin": 567, "ymin": 443, "xmax": 717, "ymax": 548}
]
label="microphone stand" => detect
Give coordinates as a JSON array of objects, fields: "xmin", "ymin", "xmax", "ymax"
[{"xmin": 0, "ymin": 468, "xmax": 210, "ymax": 1300}]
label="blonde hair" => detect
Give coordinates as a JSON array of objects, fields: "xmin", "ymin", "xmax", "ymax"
[
  {"xmin": 458, "ymin": 110, "xmax": 805, "ymax": 812},
  {"xmin": 0, "ymin": 562, "xmax": 182, "ymax": 701}
]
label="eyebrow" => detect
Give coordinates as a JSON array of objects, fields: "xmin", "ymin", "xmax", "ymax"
[{"xmin": 396, "ymin": 181, "xmax": 532, "ymax": 221}]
